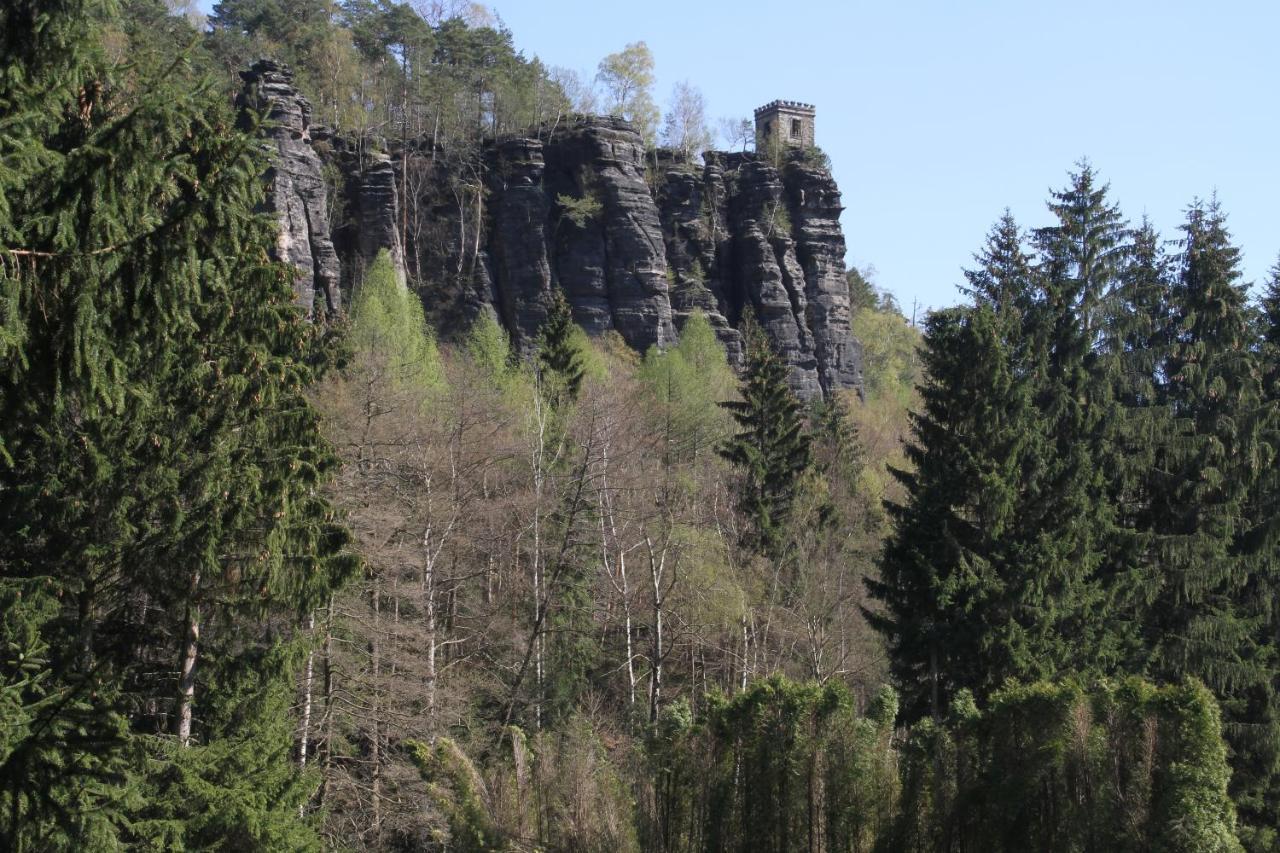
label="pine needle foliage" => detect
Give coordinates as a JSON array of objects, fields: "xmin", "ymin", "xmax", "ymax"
[
  {"xmin": 1137, "ymin": 200, "xmax": 1278, "ymax": 842},
  {"xmin": 0, "ymin": 2, "xmax": 354, "ymax": 846},
  {"xmin": 718, "ymin": 314, "xmax": 812, "ymax": 555},
  {"xmin": 536, "ymin": 288, "xmax": 586, "ymax": 408}
]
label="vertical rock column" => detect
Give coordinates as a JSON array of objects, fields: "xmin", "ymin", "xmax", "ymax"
[
  {"xmin": 543, "ymin": 117, "xmax": 675, "ymax": 352},
  {"xmin": 238, "ymin": 59, "xmax": 342, "ymax": 321},
  {"xmin": 487, "ymin": 137, "xmax": 554, "ymax": 350},
  {"xmin": 784, "ymin": 161, "xmax": 863, "ymax": 395},
  {"xmin": 358, "ymin": 152, "xmax": 408, "ymax": 288},
  {"xmin": 728, "ymin": 159, "xmax": 822, "ymax": 397},
  {"xmin": 654, "ymin": 152, "xmax": 743, "ymax": 365}
]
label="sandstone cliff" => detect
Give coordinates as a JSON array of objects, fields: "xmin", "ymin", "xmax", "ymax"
[
  {"xmin": 244, "ymin": 65, "xmax": 862, "ymax": 398},
  {"xmin": 239, "ymin": 60, "xmax": 342, "ymax": 320}
]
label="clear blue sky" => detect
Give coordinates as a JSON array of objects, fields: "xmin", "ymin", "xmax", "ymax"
[
  {"xmin": 199, "ymin": 0, "xmax": 1278, "ymax": 311},
  {"xmin": 488, "ymin": 0, "xmax": 1278, "ymax": 312}
]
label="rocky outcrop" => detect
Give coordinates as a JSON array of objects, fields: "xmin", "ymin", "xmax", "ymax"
[
  {"xmin": 488, "ymin": 137, "xmax": 554, "ymax": 346},
  {"xmin": 482, "ymin": 117, "xmax": 679, "ymax": 353},
  {"xmin": 357, "ymin": 153, "xmax": 407, "ymax": 286},
  {"xmin": 653, "ymin": 150, "xmax": 862, "ymax": 397},
  {"xmin": 239, "ymin": 72, "xmax": 860, "ymax": 397},
  {"xmin": 785, "ymin": 160, "xmax": 862, "ymax": 393},
  {"xmin": 543, "ymin": 117, "xmax": 675, "ymax": 352},
  {"xmin": 239, "ymin": 60, "xmax": 341, "ymax": 320},
  {"xmin": 654, "ymin": 153, "xmax": 743, "ymax": 365}
]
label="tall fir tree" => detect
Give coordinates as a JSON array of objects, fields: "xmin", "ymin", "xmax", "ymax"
[
  {"xmin": 1141, "ymin": 201, "xmax": 1277, "ymax": 845},
  {"xmin": 1248, "ymin": 255, "xmax": 1280, "ymax": 849},
  {"xmin": 0, "ymin": 1, "xmax": 353, "ymax": 846},
  {"xmin": 536, "ymin": 288, "xmax": 586, "ymax": 409},
  {"xmin": 1095, "ymin": 217, "xmax": 1176, "ymax": 670},
  {"xmin": 1024, "ymin": 163, "xmax": 1128, "ymax": 674},
  {"xmin": 869, "ymin": 299, "xmax": 1036, "ymax": 719},
  {"xmin": 718, "ymin": 315, "xmax": 812, "ymax": 556}
]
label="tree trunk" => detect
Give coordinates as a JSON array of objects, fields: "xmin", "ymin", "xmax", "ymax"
[
  {"xmin": 648, "ymin": 538, "xmax": 666, "ymax": 724},
  {"xmin": 298, "ymin": 612, "xmax": 316, "ymax": 767},
  {"xmin": 423, "ymin": 529, "xmax": 438, "ymax": 728},
  {"xmin": 176, "ymin": 571, "xmax": 201, "ymax": 747},
  {"xmin": 319, "ymin": 596, "xmax": 335, "ymax": 809},
  {"xmin": 370, "ymin": 574, "xmax": 383, "ymax": 839}
]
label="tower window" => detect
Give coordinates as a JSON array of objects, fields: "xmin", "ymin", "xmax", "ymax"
[{"xmin": 790, "ymin": 118, "xmax": 802, "ymax": 138}]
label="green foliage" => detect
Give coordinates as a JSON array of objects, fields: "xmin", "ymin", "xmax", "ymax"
[
  {"xmin": 761, "ymin": 199, "xmax": 793, "ymax": 238},
  {"xmin": 646, "ymin": 675, "xmax": 1242, "ymax": 852},
  {"xmin": 205, "ymin": 0, "xmax": 569, "ymax": 138},
  {"xmin": 130, "ymin": 651, "xmax": 322, "ymax": 851},
  {"xmin": 868, "ymin": 301, "xmax": 1041, "ymax": 719},
  {"xmin": 556, "ymin": 191, "xmax": 604, "ymax": 229},
  {"xmin": 536, "ymin": 288, "xmax": 587, "ymax": 408},
  {"xmin": 350, "ymin": 249, "xmax": 444, "ymax": 392},
  {"xmin": 0, "ymin": 3, "xmax": 352, "ymax": 846},
  {"xmin": 796, "ymin": 146, "xmax": 832, "ymax": 170},
  {"xmin": 891, "ymin": 678, "xmax": 1242, "ymax": 853},
  {"xmin": 409, "ymin": 737, "xmax": 506, "ymax": 852},
  {"xmin": 646, "ymin": 676, "xmax": 899, "ymax": 853},
  {"xmin": 871, "ymin": 167, "xmax": 1280, "ymax": 842},
  {"xmin": 852, "ymin": 300, "xmax": 919, "ymax": 408},
  {"xmin": 596, "ymin": 41, "xmax": 659, "ymax": 144},
  {"xmin": 465, "ymin": 309, "xmax": 515, "ymax": 385},
  {"xmin": 719, "ymin": 316, "xmax": 812, "ymax": 555},
  {"xmin": 638, "ymin": 312, "xmax": 736, "ymax": 465},
  {"xmin": 1137, "ymin": 200, "xmax": 1277, "ymax": 841},
  {"xmin": 871, "ymin": 184, "xmax": 1132, "ymax": 721}
]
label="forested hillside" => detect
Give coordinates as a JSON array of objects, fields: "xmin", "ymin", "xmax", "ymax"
[{"xmin": 1, "ymin": 1, "xmax": 1277, "ymax": 851}]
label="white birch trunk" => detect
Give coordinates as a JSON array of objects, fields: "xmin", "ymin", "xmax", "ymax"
[
  {"xmin": 177, "ymin": 571, "xmax": 201, "ymax": 747},
  {"xmin": 299, "ymin": 612, "xmax": 316, "ymax": 767}
]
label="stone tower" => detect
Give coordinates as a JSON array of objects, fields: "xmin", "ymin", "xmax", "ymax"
[{"xmin": 754, "ymin": 100, "xmax": 815, "ymax": 150}]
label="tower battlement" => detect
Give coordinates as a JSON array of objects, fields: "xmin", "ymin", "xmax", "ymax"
[{"xmin": 754, "ymin": 101, "xmax": 815, "ymax": 150}]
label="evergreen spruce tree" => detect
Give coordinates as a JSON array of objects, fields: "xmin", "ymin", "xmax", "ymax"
[
  {"xmin": 1023, "ymin": 163, "xmax": 1127, "ymax": 674},
  {"xmin": 868, "ymin": 305, "xmax": 1028, "ymax": 719},
  {"xmin": 1142, "ymin": 201, "xmax": 1277, "ymax": 844},
  {"xmin": 0, "ymin": 1, "xmax": 353, "ymax": 846},
  {"xmin": 718, "ymin": 315, "xmax": 812, "ymax": 556},
  {"xmin": 536, "ymin": 288, "xmax": 586, "ymax": 408},
  {"xmin": 1096, "ymin": 218, "xmax": 1176, "ymax": 670},
  {"xmin": 1246, "ymin": 254, "xmax": 1280, "ymax": 849},
  {"xmin": 870, "ymin": 216, "xmax": 1053, "ymax": 720}
]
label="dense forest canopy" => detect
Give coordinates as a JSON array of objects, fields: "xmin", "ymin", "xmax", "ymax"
[{"xmin": 1, "ymin": 1, "xmax": 1278, "ymax": 851}]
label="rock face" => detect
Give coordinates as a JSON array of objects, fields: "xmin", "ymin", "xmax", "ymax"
[
  {"xmin": 544, "ymin": 117, "xmax": 676, "ymax": 353},
  {"xmin": 784, "ymin": 160, "xmax": 862, "ymax": 393},
  {"xmin": 654, "ymin": 152, "xmax": 744, "ymax": 365},
  {"xmin": 357, "ymin": 153, "xmax": 407, "ymax": 286},
  {"xmin": 238, "ymin": 60, "xmax": 341, "ymax": 320},
  {"xmin": 486, "ymin": 118, "xmax": 677, "ymax": 353},
  {"xmin": 240, "ymin": 71, "xmax": 861, "ymax": 398},
  {"xmin": 463, "ymin": 120, "xmax": 858, "ymax": 396},
  {"xmin": 654, "ymin": 150, "xmax": 862, "ymax": 397}
]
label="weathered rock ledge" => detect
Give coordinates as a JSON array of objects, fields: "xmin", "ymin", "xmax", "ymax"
[{"xmin": 244, "ymin": 64, "xmax": 862, "ymax": 399}]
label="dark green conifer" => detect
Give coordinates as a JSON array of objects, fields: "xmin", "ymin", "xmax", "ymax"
[
  {"xmin": 868, "ymin": 303, "xmax": 1034, "ymax": 720},
  {"xmin": 870, "ymin": 214, "xmax": 1058, "ymax": 720},
  {"xmin": 0, "ymin": 1, "xmax": 353, "ymax": 845},
  {"xmin": 1022, "ymin": 164, "xmax": 1126, "ymax": 675},
  {"xmin": 536, "ymin": 288, "xmax": 586, "ymax": 408},
  {"xmin": 1143, "ymin": 201, "xmax": 1277, "ymax": 844},
  {"xmin": 718, "ymin": 315, "xmax": 812, "ymax": 555},
  {"xmin": 1096, "ymin": 218, "xmax": 1175, "ymax": 669}
]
